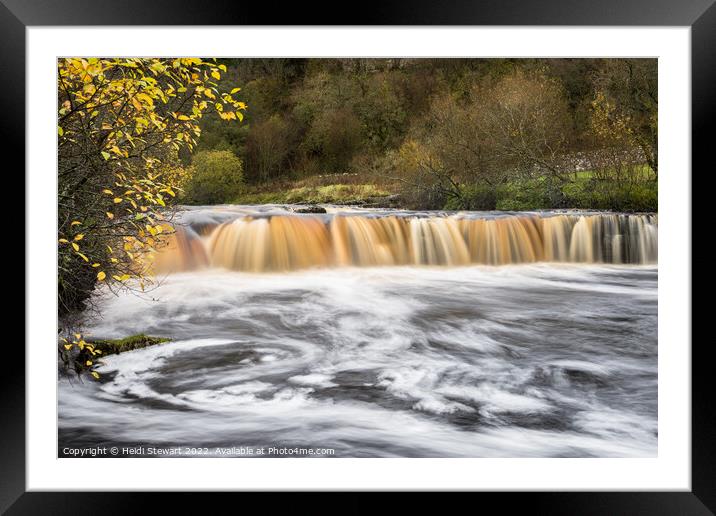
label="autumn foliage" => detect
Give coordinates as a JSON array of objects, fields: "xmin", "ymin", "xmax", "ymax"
[{"xmin": 58, "ymin": 57, "xmax": 245, "ymax": 316}]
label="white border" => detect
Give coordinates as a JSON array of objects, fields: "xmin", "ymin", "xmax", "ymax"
[{"xmin": 27, "ymin": 27, "xmax": 691, "ymax": 491}]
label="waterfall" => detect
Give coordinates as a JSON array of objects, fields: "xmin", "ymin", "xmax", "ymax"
[
  {"xmin": 150, "ymin": 225, "xmax": 209, "ymax": 272},
  {"xmin": 152, "ymin": 212, "xmax": 658, "ymax": 273}
]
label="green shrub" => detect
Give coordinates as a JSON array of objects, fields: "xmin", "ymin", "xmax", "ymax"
[
  {"xmin": 183, "ymin": 150, "xmax": 244, "ymax": 204},
  {"xmin": 444, "ymin": 184, "xmax": 498, "ymax": 210},
  {"xmin": 495, "ymin": 179, "xmax": 551, "ymax": 211},
  {"xmin": 562, "ymin": 180, "xmax": 657, "ymax": 212},
  {"xmin": 445, "ymin": 176, "xmax": 657, "ymax": 212}
]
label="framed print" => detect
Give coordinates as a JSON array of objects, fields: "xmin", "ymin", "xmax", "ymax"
[{"xmin": 7, "ymin": 0, "xmax": 712, "ymax": 512}]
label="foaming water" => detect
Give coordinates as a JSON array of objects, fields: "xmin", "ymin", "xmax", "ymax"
[
  {"xmin": 59, "ymin": 260, "xmax": 657, "ymax": 457},
  {"xmin": 146, "ymin": 208, "xmax": 657, "ymax": 273}
]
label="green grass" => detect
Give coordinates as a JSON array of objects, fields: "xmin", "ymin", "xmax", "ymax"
[
  {"xmin": 454, "ymin": 170, "xmax": 657, "ymax": 212},
  {"xmin": 231, "ymin": 167, "xmax": 656, "ymax": 212},
  {"xmin": 234, "ymin": 183, "xmax": 390, "ymax": 205},
  {"xmin": 571, "ymin": 164, "xmax": 656, "ymax": 182}
]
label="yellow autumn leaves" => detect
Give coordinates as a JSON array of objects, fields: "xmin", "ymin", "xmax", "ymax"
[
  {"xmin": 58, "ymin": 220, "xmax": 91, "ymax": 262},
  {"xmin": 590, "ymin": 90, "xmax": 633, "ymax": 143},
  {"xmin": 59, "ymin": 332, "xmax": 103, "ymax": 380},
  {"xmin": 58, "ymin": 57, "xmax": 244, "ymax": 305}
]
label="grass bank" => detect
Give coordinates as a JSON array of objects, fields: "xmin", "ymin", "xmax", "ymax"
[
  {"xmin": 443, "ymin": 169, "xmax": 657, "ymax": 212},
  {"xmin": 228, "ymin": 169, "xmax": 656, "ymax": 212},
  {"xmin": 234, "ymin": 183, "xmax": 392, "ymax": 206}
]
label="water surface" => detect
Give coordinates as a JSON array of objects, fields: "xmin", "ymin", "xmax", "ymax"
[{"xmin": 59, "ymin": 263, "xmax": 657, "ymax": 457}]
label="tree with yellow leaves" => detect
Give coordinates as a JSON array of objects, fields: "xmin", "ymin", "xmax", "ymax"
[{"xmin": 58, "ymin": 57, "xmax": 245, "ymax": 316}]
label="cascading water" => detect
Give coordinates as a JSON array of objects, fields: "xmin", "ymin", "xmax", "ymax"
[
  {"xmin": 151, "ymin": 210, "xmax": 657, "ymax": 273},
  {"xmin": 59, "ymin": 206, "xmax": 658, "ymax": 458}
]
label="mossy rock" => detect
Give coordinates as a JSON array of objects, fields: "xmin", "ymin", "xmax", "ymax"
[
  {"xmin": 292, "ymin": 205, "xmax": 327, "ymax": 214},
  {"xmin": 87, "ymin": 334, "xmax": 171, "ymax": 356},
  {"xmin": 65, "ymin": 334, "xmax": 171, "ymax": 378}
]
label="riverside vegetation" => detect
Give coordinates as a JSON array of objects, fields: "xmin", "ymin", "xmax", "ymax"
[
  {"xmin": 57, "ymin": 57, "xmax": 657, "ymax": 380},
  {"xmin": 57, "ymin": 57, "xmax": 245, "ymax": 377},
  {"xmin": 182, "ymin": 58, "xmax": 656, "ymax": 212}
]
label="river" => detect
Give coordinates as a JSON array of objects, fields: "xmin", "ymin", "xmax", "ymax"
[{"xmin": 58, "ymin": 207, "xmax": 658, "ymax": 458}]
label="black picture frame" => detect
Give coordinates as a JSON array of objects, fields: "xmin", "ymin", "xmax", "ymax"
[{"xmin": 7, "ymin": 0, "xmax": 710, "ymax": 513}]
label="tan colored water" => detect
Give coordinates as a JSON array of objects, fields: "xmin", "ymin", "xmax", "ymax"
[{"xmin": 151, "ymin": 212, "xmax": 657, "ymax": 273}]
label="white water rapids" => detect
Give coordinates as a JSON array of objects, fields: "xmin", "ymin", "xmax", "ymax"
[{"xmin": 59, "ymin": 208, "xmax": 657, "ymax": 457}]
